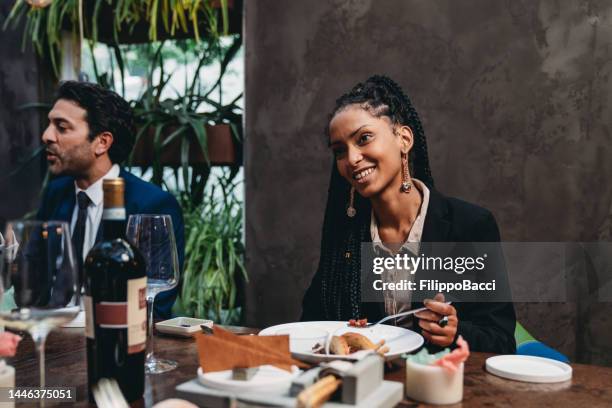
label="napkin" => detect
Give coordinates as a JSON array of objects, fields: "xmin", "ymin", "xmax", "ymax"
[
  {"xmin": 404, "ymin": 336, "xmax": 470, "ymax": 373},
  {"xmin": 195, "ymin": 326, "xmax": 309, "ymax": 373},
  {"xmin": 432, "ymin": 336, "xmax": 470, "ymax": 373}
]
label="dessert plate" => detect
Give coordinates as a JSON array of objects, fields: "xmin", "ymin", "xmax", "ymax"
[
  {"xmin": 197, "ymin": 365, "xmax": 301, "ymax": 394},
  {"xmin": 485, "ymin": 355, "xmax": 572, "ymax": 383}
]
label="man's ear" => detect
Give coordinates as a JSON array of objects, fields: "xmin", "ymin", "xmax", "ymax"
[
  {"xmin": 397, "ymin": 125, "xmax": 414, "ymax": 154},
  {"xmin": 94, "ymin": 131, "xmax": 114, "ymax": 157}
]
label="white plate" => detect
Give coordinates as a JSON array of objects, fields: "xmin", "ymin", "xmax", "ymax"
[
  {"xmin": 156, "ymin": 317, "xmax": 213, "ymax": 337},
  {"xmin": 197, "ymin": 365, "xmax": 300, "ymax": 394},
  {"xmin": 485, "ymin": 355, "xmax": 573, "ymax": 383},
  {"xmin": 259, "ymin": 321, "xmax": 424, "ymax": 362}
]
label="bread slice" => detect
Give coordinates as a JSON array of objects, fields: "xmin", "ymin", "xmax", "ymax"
[
  {"xmin": 341, "ymin": 332, "xmax": 377, "ymax": 352},
  {"xmin": 329, "ymin": 335, "xmax": 350, "ymax": 355}
]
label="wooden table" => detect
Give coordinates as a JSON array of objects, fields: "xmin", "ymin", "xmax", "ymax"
[{"xmin": 9, "ymin": 327, "xmax": 612, "ymax": 407}]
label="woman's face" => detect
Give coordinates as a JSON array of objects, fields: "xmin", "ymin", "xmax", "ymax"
[{"xmin": 329, "ymin": 105, "xmax": 413, "ymax": 198}]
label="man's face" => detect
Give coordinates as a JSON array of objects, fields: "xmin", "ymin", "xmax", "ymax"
[{"xmin": 42, "ymin": 99, "xmax": 96, "ymax": 177}]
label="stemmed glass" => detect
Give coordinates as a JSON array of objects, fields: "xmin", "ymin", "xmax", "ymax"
[
  {"xmin": 126, "ymin": 214, "xmax": 179, "ymax": 374},
  {"xmin": 0, "ymin": 221, "xmax": 79, "ymax": 391}
]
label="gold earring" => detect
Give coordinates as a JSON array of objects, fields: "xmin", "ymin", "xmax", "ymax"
[
  {"xmin": 347, "ymin": 186, "xmax": 356, "ymax": 217},
  {"xmin": 401, "ymin": 153, "xmax": 412, "ymax": 193}
]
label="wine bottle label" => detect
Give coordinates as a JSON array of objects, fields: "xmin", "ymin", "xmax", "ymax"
[
  {"xmin": 95, "ymin": 302, "xmax": 128, "ymax": 327},
  {"xmin": 84, "ymin": 296, "xmax": 94, "ymax": 340},
  {"xmin": 102, "ymin": 208, "xmax": 126, "ymax": 220},
  {"xmin": 127, "ymin": 277, "xmax": 147, "ymax": 354},
  {"xmin": 91, "ymin": 277, "xmax": 147, "ymax": 354}
]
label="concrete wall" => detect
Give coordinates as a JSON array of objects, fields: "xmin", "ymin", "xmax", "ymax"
[
  {"xmin": 245, "ymin": 0, "xmax": 612, "ymax": 365},
  {"xmin": 0, "ymin": 2, "xmax": 46, "ymax": 224}
]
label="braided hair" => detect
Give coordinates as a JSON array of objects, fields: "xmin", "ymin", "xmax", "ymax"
[{"xmin": 302, "ymin": 75, "xmax": 434, "ymax": 321}]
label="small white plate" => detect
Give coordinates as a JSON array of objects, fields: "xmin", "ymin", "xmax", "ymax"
[
  {"xmin": 485, "ymin": 355, "xmax": 573, "ymax": 383},
  {"xmin": 197, "ymin": 365, "xmax": 300, "ymax": 394},
  {"xmin": 156, "ymin": 317, "xmax": 213, "ymax": 337},
  {"xmin": 259, "ymin": 321, "xmax": 424, "ymax": 362}
]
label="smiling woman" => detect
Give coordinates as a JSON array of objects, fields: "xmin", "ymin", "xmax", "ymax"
[{"xmin": 301, "ymin": 75, "xmax": 516, "ymax": 354}]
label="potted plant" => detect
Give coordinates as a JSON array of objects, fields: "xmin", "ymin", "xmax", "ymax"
[
  {"xmin": 118, "ymin": 35, "xmax": 243, "ymax": 206},
  {"xmin": 172, "ymin": 169, "xmax": 246, "ymax": 324}
]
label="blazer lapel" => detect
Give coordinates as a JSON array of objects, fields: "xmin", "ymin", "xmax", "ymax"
[
  {"xmin": 55, "ymin": 185, "xmax": 76, "ymax": 223},
  {"xmin": 410, "ymin": 188, "xmax": 454, "ymax": 317},
  {"xmin": 119, "ymin": 168, "xmax": 138, "ymax": 217},
  {"xmin": 421, "ymin": 188, "xmax": 451, "ymax": 243}
]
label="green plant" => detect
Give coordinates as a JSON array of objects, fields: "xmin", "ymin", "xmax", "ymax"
[
  {"xmin": 122, "ymin": 35, "xmax": 243, "ymax": 205},
  {"xmin": 173, "ymin": 169, "xmax": 246, "ymax": 324},
  {"xmin": 3, "ymin": 0, "xmax": 230, "ymax": 76},
  {"xmin": 8, "ymin": 33, "xmax": 242, "ymax": 217}
]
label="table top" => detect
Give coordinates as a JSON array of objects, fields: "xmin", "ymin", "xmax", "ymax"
[{"xmin": 8, "ymin": 327, "xmax": 612, "ymax": 407}]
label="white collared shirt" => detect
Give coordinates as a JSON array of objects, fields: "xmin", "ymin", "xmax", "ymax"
[
  {"xmin": 70, "ymin": 164, "xmax": 121, "ymax": 261},
  {"xmin": 370, "ymin": 178, "xmax": 431, "ymax": 323}
]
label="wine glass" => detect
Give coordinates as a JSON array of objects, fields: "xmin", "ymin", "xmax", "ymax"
[
  {"xmin": 0, "ymin": 221, "xmax": 79, "ymax": 391},
  {"xmin": 126, "ymin": 214, "xmax": 179, "ymax": 374}
]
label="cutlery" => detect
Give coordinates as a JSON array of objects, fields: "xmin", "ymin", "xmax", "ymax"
[{"xmin": 349, "ymin": 301, "xmax": 452, "ymax": 328}]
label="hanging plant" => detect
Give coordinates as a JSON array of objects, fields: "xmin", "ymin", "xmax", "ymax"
[{"xmin": 2, "ymin": 0, "xmax": 233, "ymax": 76}]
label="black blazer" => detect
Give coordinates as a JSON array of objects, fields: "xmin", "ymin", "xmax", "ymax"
[{"xmin": 302, "ymin": 188, "xmax": 516, "ymax": 354}]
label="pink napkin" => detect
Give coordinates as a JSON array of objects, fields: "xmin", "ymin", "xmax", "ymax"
[
  {"xmin": 433, "ymin": 336, "xmax": 470, "ymax": 373},
  {"xmin": 0, "ymin": 332, "xmax": 21, "ymax": 357}
]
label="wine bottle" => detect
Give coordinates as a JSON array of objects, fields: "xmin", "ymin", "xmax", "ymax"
[{"xmin": 84, "ymin": 178, "xmax": 147, "ymax": 403}]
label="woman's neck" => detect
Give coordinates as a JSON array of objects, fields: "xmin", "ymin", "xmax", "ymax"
[{"xmin": 371, "ymin": 178, "xmax": 422, "ymax": 243}]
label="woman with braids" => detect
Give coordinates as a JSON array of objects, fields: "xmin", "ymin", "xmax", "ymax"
[{"xmin": 301, "ymin": 75, "xmax": 516, "ymax": 353}]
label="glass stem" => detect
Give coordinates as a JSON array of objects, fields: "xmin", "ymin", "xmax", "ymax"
[
  {"xmin": 32, "ymin": 333, "xmax": 47, "ymax": 408},
  {"xmin": 146, "ymin": 296, "xmax": 155, "ymax": 361}
]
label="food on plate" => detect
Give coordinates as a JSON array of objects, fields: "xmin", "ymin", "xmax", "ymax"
[
  {"xmin": 329, "ymin": 336, "xmax": 350, "ymax": 355},
  {"xmin": 312, "ymin": 332, "xmax": 389, "ymax": 356},
  {"xmin": 342, "ymin": 332, "xmax": 376, "ymax": 351},
  {"xmin": 348, "ymin": 318, "xmax": 368, "ymax": 327}
]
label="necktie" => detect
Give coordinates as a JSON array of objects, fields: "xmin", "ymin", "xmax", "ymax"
[{"xmin": 73, "ymin": 191, "xmax": 91, "ymax": 287}]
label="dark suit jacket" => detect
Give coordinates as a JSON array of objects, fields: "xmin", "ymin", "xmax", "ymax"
[
  {"xmin": 302, "ymin": 188, "xmax": 516, "ymax": 354},
  {"xmin": 36, "ymin": 168, "xmax": 184, "ymax": 319}
]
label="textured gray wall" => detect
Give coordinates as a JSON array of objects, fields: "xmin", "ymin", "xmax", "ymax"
[
  {"xmin": 245, "ymin": 0, "xmax": 612, "ymax": 365},
  {"xmin": 0, "ymin": 2, "xmax": 46, "ymax": 223}
]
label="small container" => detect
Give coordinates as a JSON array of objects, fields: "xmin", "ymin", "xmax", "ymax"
[
  {"xmin": 405, "ymin": 360, "xmax": 463, "ymax": 405},
  {"xmin": 156, "ymin": 317, "xmax": 214, "ymax": 337}
]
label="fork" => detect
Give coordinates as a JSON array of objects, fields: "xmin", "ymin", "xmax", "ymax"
[{"xmin": 350, "ymin": 301, "xmax": 453, "ymax": 328}]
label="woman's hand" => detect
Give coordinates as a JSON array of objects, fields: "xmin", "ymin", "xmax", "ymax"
[{"xmin": 415, "ymin": 293, "xmax": 458, "ymax": 347}]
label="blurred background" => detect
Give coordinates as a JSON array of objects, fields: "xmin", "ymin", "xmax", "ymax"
[{"xmin": 1, "ymin": 0, "xmax": 611, "ymax": 366}]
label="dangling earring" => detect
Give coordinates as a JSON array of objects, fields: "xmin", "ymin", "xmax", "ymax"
[
  {"xmin": 347, "ymin": 186, "xmax": 356, "ymax": 217},
  {"xmin": 401, "ymin": 153, "xmax": 412, "ymax": 193}
]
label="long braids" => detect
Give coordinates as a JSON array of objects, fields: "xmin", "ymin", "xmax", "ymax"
[{"xmin": 308, "ymin": 75, "xmax": 435, "ymax": 320}]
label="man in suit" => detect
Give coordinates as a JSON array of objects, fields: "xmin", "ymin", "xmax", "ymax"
[{"xmin": 36, "ymin": 81, "xmax": 184, "ymax": 319}]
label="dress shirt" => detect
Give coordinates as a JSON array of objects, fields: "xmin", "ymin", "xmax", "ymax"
[
  {"xmin": 370, "ymin": 178, "xmax": 430, "ymax": 324},
  {"xmin": 70, "ymin": 164, "xmax": 120, "ymax": 261}
]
